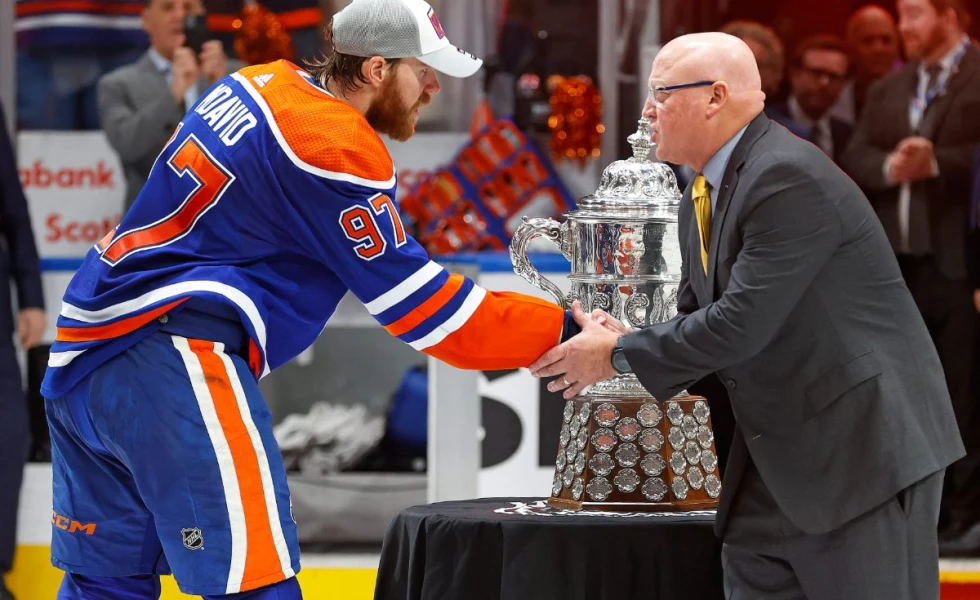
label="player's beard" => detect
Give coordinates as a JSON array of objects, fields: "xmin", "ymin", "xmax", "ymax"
[{"xmin": 366, "ymin": 76, "xmax": 431, "ymax": 142}]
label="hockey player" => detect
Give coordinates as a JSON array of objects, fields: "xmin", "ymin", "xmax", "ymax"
[{"xmin": 43, "ymin": 0, "xmax": 577, "ymax": 597}]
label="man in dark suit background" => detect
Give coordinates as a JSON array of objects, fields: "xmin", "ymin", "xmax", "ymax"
[
  {"xmin": 831, "ymin": 5, "xmax": 903, "ymax": 125},
  {"xmin": 767, "ymin": 34, "xmax": 854, "ymax": 165},
  {"xmin": 841, "ymin": 0, "xmax": 980, "ymax": 553},
  {"xmin": 0, "ymin": 102, "xmax": 47, "ymax": 600},
  {"xmin": 531, "ymin": 31, "xmax": 963, "ymax": 599}
]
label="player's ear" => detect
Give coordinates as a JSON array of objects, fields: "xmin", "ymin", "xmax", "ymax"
[{"xmin": 362, "ymin": 56, "xmax": 387, "ymax": 87}]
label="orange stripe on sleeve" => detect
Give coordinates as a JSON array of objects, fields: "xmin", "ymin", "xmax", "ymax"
[
  {"xmin": 56, "ymin": 298, "xmax": 188, "ymax": 343},
  {"xmin": 189, "ymin": 340, "xmax": 283, "ymax": 591},
  {"xmin": 383, "ymin": 274, "xmax": 466, "ymax": 338},
  {"xmin": 424, "ymin": 292, "xmax": 565, "ymax": 370}
]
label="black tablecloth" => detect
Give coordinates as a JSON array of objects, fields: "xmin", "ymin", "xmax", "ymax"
[{"xmin": 373, "ymin": 497, "xmax": 724, "ymax": 600}]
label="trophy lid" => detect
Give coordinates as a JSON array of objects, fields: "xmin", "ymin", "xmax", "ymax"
[{"xmin": 575, "ymin": 118, "xmax": 681, "ymax": 216}]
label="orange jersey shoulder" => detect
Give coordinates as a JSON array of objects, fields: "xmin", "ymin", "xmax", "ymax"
[{"xmin": 237, "ymin": 61, "xmax": 394, "ymax": 185}]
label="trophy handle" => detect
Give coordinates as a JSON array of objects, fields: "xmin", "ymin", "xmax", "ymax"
[{"xmin": 509, "ymin": 216, "xmax": 570, "ymax": 309}]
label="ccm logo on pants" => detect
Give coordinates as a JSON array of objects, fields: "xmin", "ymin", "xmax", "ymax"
[{"xmin": 52, "ymin": 512, "xmax": 97, "ymax": 535}]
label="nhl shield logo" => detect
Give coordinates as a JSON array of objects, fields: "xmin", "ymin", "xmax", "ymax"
[
  {"xmin": 181, "ymin": 527, "xmax": 204, "ymax": 551},
  {"xmin": 427, "ymin": 7, "xmax": 445, "ymax": 39}
]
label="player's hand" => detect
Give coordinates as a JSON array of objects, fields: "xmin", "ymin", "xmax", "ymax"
[
  {"xmin": 17, "ymin": 307, "xmax": 46, "ymax": 350},
  {"xmin": 974, "ymin": 289, "xmax": 980, "ymax": 314},
  {"xmin": 590, "ymin": 308, "xmax": 631, "ymax": 334},
  {"xmin": 199, "ymin": 40, "xmax": 228, "ymax": 86},
  {"xmin": 530, "ymin": 301, "xmax": 620, "ymax": 399},
  {"xmin": 171, "ymin": 38, "xmax": 201, "ymax": 105}
]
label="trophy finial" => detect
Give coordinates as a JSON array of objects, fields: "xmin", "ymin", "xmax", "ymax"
[{"xmin": 627, "ymin": 118, "xmax": 654, "ymax": 162}]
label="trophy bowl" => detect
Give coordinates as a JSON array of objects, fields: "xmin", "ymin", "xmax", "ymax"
[{"xmin": 510, "ymin": 118, "xmax": 721, "ymax": 512}]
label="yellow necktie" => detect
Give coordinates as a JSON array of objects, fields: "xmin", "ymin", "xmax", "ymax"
[{"xmin": 692, "ymin": 174, "xmax": 711, "ymax": 275}]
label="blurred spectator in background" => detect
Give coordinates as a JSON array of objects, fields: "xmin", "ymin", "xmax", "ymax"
[
  {"xmin": 832, "ymin": 5, "xmax": 902, "ymax": 125},
  {"xmin": 719, "ymin": 19, "xmax": 787, "ymax": 102},
  {"xmin": 483, "ymin": 0, "xmax": 536, "ymax": 121},
  {"xmin": 0, "ymin": 101, "xmax": 46, "ymax": 600},
  {"xmin": 98, "ymin": 0, "xmax": 238, "ymax": 211},
  {"xmin": 842, "ymin": 0, "xmax": 980, "ymax": 556},
  {"xmin": 768, "ymin": 34, "xmax": 853, "ymax": 163},
  {"xmin": 15, "ymin": 0, "xmax": 148, "ymax": 130},
  {"xmin": 719, "ymin": 19, "xmax": 809, "ymax": 140}
]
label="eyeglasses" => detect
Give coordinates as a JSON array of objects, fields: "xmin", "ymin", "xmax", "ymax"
[
  {"xmin": 800, "ymin": 66, "xmax": 846, "ymax": 85},
  {"xmin": 648, "ymin": 80, "xmax": 715, "ymax": 104}
]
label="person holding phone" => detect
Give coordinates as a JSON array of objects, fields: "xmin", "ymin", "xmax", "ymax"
[{"xmin": 97, "ymin": 0, "xmax": 238, "ymax": 212}]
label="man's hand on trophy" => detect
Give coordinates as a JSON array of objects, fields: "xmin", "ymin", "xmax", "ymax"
[
  {"xmin": 530, "ymin": 301, "xmax": 619, "ymax": 399},
  {"xmin": 590, "ymin": 308, "xmax": 631, "ymax": 334}
]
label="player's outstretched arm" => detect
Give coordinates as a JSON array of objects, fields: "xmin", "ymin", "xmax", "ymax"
[{"xmin": 285, "ymin": 177, "xmax": 575, "ymax": 370}]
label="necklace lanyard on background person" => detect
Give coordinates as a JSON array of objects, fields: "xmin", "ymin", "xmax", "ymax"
[{"xmin": 911, "ymin": 39, "xmax": 970, "ymax": 123}]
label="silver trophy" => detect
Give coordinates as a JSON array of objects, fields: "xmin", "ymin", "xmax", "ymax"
[{"xmin": 510, "ymin": 118, "xmax": 722, "ymax": 510}]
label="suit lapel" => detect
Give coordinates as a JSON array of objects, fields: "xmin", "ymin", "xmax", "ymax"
[
  {"xmin": 893, "ymin": 67, "xmax": 917, "ymax": 139},
  {"xmin": 139, "ymin": 53, "xmax": 171, "ymax": 100},
  {"xmin": 917, "ymin": 46, "xmax": 980, "ymax": 139},
  {"xmin": 705, "ymin": 113, "xmax": 770, "ymax": 300}
]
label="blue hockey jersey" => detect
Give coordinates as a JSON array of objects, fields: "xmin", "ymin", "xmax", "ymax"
[{"xmin": 41, "ymin": 60, "xmax": 566, "ymax": 398}]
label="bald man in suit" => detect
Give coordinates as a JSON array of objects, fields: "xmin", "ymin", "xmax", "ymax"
[{"xmin": 533, "ymin": 32, "xmax": 963, "ymax": 599}]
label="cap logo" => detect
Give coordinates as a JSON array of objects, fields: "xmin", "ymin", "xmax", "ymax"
[{"xmin": 427, "ymin": 7, "xmax": 445, "ymax": 39}]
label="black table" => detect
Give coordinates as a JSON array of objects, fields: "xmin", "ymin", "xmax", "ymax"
[{"xmin": 373, "ymin": 497, "xmax": 725, "ymax": 600}]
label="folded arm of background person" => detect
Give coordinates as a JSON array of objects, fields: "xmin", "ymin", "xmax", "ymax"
[
  {"xmin": 0, "ymin": 103, "xmax": 44, "ymax": 315},
  {"xmin": 97, "ymin": 70, "xmax": 185, "ymax": 167},
  {"xmin": 841, "ymin": 78, "xmax": 977, "ymax": 209},
  {"xmin": 622, "ymin": 159, "xmax": 840, "ymax": 400}
]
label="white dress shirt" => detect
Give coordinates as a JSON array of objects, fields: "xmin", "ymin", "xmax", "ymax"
[{"xmin": 890, "ymin": 36, "xmax": 969, "ymax": 254}]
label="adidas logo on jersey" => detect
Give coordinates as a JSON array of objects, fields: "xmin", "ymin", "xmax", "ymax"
[{"xmin": 252, "ymin": 73, "xmax": 275, "ymax": 88}]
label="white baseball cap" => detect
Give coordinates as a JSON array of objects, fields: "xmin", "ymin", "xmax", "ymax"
[{"xmin": 331, "ymin": 0, "xmax": 483, "ymax": 78}]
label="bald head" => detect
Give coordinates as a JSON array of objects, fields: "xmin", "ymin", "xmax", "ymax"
[
  {"xmin": 645, "ymin": 32, "xmax": 766, "ymax": 171},
  {"xmin": 845, "ymin": 5, "xmax": 899, "ymax": 79},
  {"xmin": 657, "ymin": 32, "xmax": 764, "ymax": 94},
  {"xmin": 846, "ymin": 5, "xmax": 896, "ymax": 40}
]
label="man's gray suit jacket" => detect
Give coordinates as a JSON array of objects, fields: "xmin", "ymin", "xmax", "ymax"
[
  {"xmin": 98, "ymin": 52, "xmax": 240, "ymax": 211},
  {"xmin": 622, "ymin": 113, "xmax": 965, "ymax": 538}
]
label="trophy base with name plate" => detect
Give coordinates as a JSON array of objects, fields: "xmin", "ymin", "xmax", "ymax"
[{"xmin": 547, "ymin": 383, "xmax": 722, "ymax": 512}]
